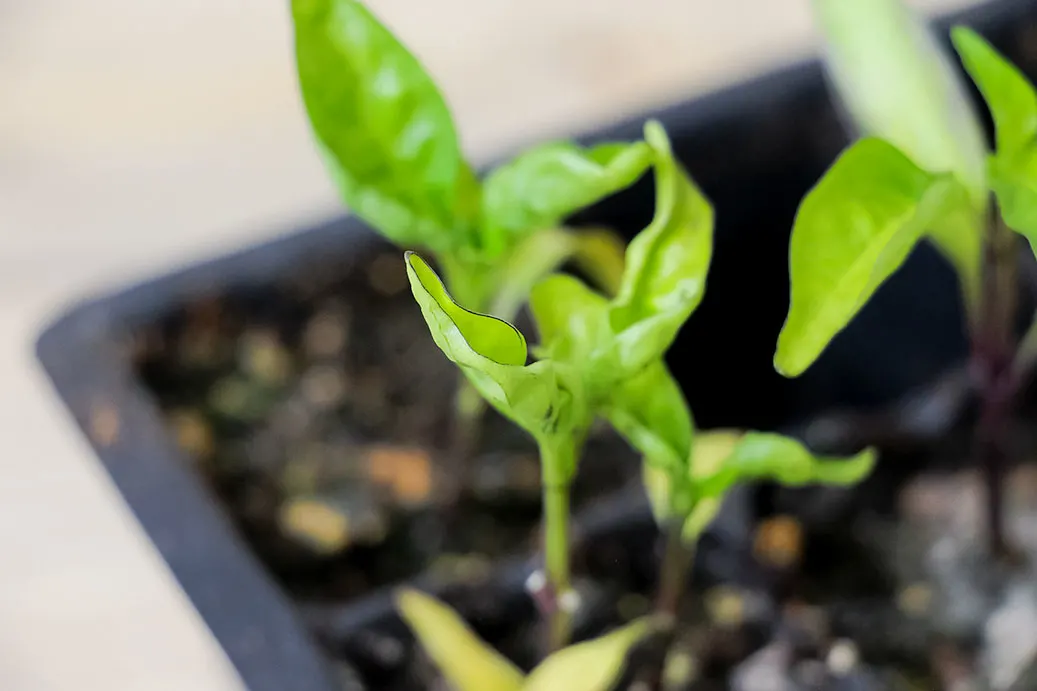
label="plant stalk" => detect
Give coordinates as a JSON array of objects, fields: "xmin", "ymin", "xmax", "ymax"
[
  {"xmin": 971, "ymin": 204, "xmax": 1019, "ymax": 558},
  {"xmin": 655, "ymin": 520, "xmax": 694, "ymax": 622},
  {"xmin": 540, "ymin": 440, "xmax": 576, "ymax": 651}
]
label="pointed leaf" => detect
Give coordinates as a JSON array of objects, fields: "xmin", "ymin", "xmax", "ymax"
[
  {"xmin": 293, "ymin": 0, "xmax": 479, "ymax": 252},
  {"xmin": 609, "ymin": 121, "xmax": 713, "ymax": 374},
  {"xmin": 603, "ymin": 361, "xmax": 694, "ymax": 519},
  {"xmin": 523, "ymin": 618, "xmax": 655, "ymax": 691},
  {"xmin": 952, "ymin": 26, "xmax": 1037, "ymax": 157},
  {"xmin": 395, "ymin": 589, "xmax": 524, "ymax": 691},
  {"xmin": 481, "ymin": 141, "xmax": 652, "ymax": 256},
  {"xmin": 812, "ymin": 0, "xmax": 989, "ymax": 204},
  {"xmin": 775, "ymin": 138, "xmax": 968, "ymax": 377},
  {"xmin": 406, "ymin": 253, "xmax": 583, "ymax": 441},
  {"xmin": 694, "ymin": 432, "xmax": 876, "ymax": 501}
]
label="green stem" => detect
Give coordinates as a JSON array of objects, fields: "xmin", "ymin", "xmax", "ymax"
[{"xmin": 541, "ymin": 439, "xmax": 577, "ymax": 651}]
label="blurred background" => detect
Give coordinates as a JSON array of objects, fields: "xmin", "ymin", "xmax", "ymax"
[{"xmin": 0, "ymin": 1, "xmax": 981, "ymax": 690}]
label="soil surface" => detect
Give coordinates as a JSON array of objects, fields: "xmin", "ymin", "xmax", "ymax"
[{"xmin": 133, "ymin": 241, "xmax": 1037, "ymax": 691}]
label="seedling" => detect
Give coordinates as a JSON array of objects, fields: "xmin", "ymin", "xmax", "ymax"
[
  {"xmin": 406, "ymin": 121, "xmax": 707, "ymax": 647},
  {"xmin": 291, "ymin": 0, "xmax": 644, "ymax": 482},
  {"xmin": 779, "ymin": 0, "xmax": 1037, "ymax": 555},
  {"xmin": 395, "ymin": 588, "xmax": 658, "ymax": 691},
  {"xmin": 406, "ymin": 120, "xmax": 876, "ymax": 667}
]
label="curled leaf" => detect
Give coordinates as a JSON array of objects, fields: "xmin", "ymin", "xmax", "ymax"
[
  {"xmin": 481, "ymin": 141, "xmax": 652, "ymax": 257},
  {"xmin": 610, "ymin": 121, "xmax": 713, "ymax": 374},
  {"xmin": 407, "ymin": 252, "xmax": 526, "ymax": 366},
  {"xmin": 775, "ymin": 138, "xmax": 968, "ymax": 377},
  {"xmin": 523, "ymin": 618, "xmax": 656, "ymax": 691},
  {"xmin": 395, "ymin": 589, "xmax": 524, "ymax": 691},
  {"xmin": 292, "ymin": 0, "xmax": 479, "ymax": 252},
  {"xmin": 406, "ymin": 252, "xmax": 584, "ymax": 442}
]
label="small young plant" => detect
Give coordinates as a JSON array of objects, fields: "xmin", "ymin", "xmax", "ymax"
[
  {"xmin": 406, "ymin": 121, "xmax": 710, "ymax": 648},
  {"xmin": 778, "ymin": 0, "xmax": 1037, "ymax": 555},
  {"xmin": 291, "ymin": 0, "xmax": 643, "ymax": 480},
  {"xmin": 406, "ymin": 119, "xmax": 877, "ymax": 669},
  {"xmin": 395, "ymin": 588, "xmax": 658, "ymax": 691}
]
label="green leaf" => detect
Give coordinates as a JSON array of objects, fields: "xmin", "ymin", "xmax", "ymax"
[
  {"xmin": 990, "ymin": 150, "xmax": 1037, "ymax": 250},
  {"xmin": 395, "ymin": 589, "xmax": 524, "ymax": 691},
  {"xmin": 952, "ymin": 26, "xmax": 1037, "ymax": 156},
  {"xmin": 774, "ymin": 138, "xmax": 968, "ymax": 377},
  {"xmin": 485, "ymin": 226, "xmax": 628, "ymax": 325},
  {"xmin": 407, "ymin": 252, "xmax": 527, "ymax": 366},
  {"xmin": 693, "ymin": 432, "xmax": 876, "ymax": 501},
  {"xmin": 603, "ymin": 361, "xmax": 694, "ymax": 519},
  {"xmin": 952, "ymin": 27, "xmax": 1037, "ymax": 252},
  {"xmin": 529, "ymin": 274, "xmax": 612, "ymax": 365},
  {"xmin": 811, "ymin": 0, "xmax": 989, "ymax": 205},
  {"xmin": 609, "ymin": 121, "xmax": 713, "ymax": 374},
  {"xmin": 522, "ymin": 618, "xmax": 655, "ymax": 691},
  {"xmin": 293, "ymin": 0, "xmax": 479, "ymax": 253},
  {"xmin": 481, "ymin": 141, "xmax": 652, "ymax": 257},
  {"xmin": 568, "ymin": 227, "xmax": 628, "ymax": 298},
  {"xmin": 405, "ymin": 252, "xmax": 585, "ymax": 442}
]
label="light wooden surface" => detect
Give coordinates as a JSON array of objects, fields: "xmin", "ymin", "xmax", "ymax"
[{"xmin": 0, "ymin": 1, "xmax": 976, "ymax": 689}]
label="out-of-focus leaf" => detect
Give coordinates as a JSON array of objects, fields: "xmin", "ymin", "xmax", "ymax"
[
  {"xmin": 774, "ymin": 138, "xmax": 967, "ymax": 377},
  {"xmin": 395, "ymin": 589, "xmax": 524, "ymax": 691},
  {"xmin": 481, "ymin": 141, "xmax": 652, "ymax": 257},
  {"xmin": 990, "ymin": 151, "xmax": 1037, "ymax": 252},
  {"xmin": 569, "ymin": 227, "xmax": 628, "ymax": 298},
  {"xmin": 812, "ymin": 0, "xmax": 988, "ymax": 203},
  {"xmin": 609, "ymin": 121, "xmax": 713, "ymax": 374},
  {"xmin": 953, "ymin": 27, "xmax": 1037, "ymax": 254},
  {"xmin": 952, "ymin": 26, "xmax": 1037, "ymax": 157},
  {"xmin": 522, "ymin": 618, "xmax": 655, "ymax": 691},
  {"xmin": 694, "ymin": 432, "xmax": 876, "ymax": 500},
  {"xmin": 292, "ymin": 0, "xmax": 479, "ymax": 253}
]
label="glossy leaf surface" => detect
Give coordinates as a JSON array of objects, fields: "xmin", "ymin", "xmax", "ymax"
[{"xmin": 293, "ymin": 0, "xmax": 479, "ymax": 252}]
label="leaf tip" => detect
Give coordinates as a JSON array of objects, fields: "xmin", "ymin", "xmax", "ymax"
[
  {"xmin": 643, "ymin": 120, "xmax": 671, "ymax": 156},
  {"xmin": 772, "ymin": 343, "xmax": 809, "ymax": 379}
]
